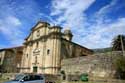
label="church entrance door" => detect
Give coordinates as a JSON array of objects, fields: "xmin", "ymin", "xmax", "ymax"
[{"xmin": 33, "ymin": 66, "xmax": 38, "ymax": 73}]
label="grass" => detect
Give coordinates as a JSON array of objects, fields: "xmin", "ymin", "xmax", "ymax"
[
  {"xmin": 0, "ymin": 78, "xmax": 8, "ymax": 83},
  {"xmin": 1, "ymin": 79, "xmax": 125, "ymax": 83},
  {"xmin": 64, "ymin": 79, "xmax": 125, "ymax": 83}
]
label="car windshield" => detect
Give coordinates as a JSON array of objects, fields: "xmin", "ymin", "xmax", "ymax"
[{"xmin": 12, "ymin": 74, "xmax": 25, "ymax": 81}]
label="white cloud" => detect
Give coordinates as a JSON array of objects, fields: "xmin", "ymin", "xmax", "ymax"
[
  {"xmin": 50, "ymin": 0, "xmax": 97, "ymax": 47},
  {"xmin": 0, "ymin": 0, "xmax": 40, "ymax": 48},
  {"xmin": 0, "ymin": 16, "xmax": 24, "ymax": 47},
  {"xmin": 51, "ymin": 0, "xmax": 95, "ymax": 28},
  {"xmin": 79, "ymin": 17, "xmax": 125, "ymax": 48},
  {"xmin": 0, "ymin": 0, "xmax": 124, "ymax": 49},
  {"xmin": 50, "ymin": 0, "xmax": 125, "ymax": 49},
  {"xmin": 6, "ymin": 16, "xmax": 21, "ymax": 26},
  {"xmin": 81, "ymin": 0, "xmax": 125, "ymax": 48},
  {"xmin": 96, "ymin": 0, "xmax": 117, "ymax": 16}
]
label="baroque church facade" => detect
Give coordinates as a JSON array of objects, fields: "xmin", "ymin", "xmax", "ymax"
[{"xmin": 20, "ymin": 21, "xmax": 93, "ymax": 74}]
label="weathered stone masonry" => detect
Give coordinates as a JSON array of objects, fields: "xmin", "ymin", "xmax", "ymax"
[{"xmin": 20, "ymin": 21, "xmax": 93, "ymax": 74}]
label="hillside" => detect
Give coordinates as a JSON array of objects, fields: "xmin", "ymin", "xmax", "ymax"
[{"xmin": 93, "ymin": 47, "xmax": 112, "ymax": 53}]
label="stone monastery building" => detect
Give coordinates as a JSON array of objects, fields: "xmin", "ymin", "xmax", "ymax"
[{"xmin": 20, "ymin": 21, "xmax": 93, "ymax": 74}]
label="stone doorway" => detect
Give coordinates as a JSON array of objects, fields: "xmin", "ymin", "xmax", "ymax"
[{"xmin": 33, "ymin": 66, "xmax": 38, "ymax": 73}]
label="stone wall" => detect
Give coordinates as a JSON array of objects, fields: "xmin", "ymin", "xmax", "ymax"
[
  {"xmin": 0, "ymin": 50, "xmax": 5, "ymax": 65},
  {"xmin": 61, "ymin": 39, "xmax": 93, "ymax": 59},
  {"xmin": 0, "ymin": 47, "xmax": 23, "ymax": 73},
  {"xmin": 0, "ymin": 73, "xmax": 18, "ymax": 80},
  {"xmin": 61, "ymin": 51, "xmax": 123, "ymax": 78}
]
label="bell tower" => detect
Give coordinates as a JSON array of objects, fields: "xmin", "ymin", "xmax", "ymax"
[
  {"xmin": 45, "ymin": 26, "xmax": 62, "ymax": 74},
  {"xmin": 64, "ymin": 28, "xmax": 73, "ymax": 41}
]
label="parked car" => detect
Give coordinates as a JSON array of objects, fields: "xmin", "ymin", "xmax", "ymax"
[{"xmin": 4, "ymin": 73, "xmax": 45, "ymax": 83}]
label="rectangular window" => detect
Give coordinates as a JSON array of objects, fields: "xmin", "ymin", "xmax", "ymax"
[
  {"xmin": 47, "ymin": 49, "xmax": 50, "ymax": 55},
  {"xmin": 33, "ymin": 66, "xmax": 38, "ymax": 73}
]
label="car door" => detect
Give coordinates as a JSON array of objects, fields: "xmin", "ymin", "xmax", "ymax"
[
  {"xmin": 20, "ymin": 75, "xmax": 34, "ymax": 83},
  {"xmin": 19, "ymin": 74, "xmax": 45, "ymax": 83},
  {"xmin": 33, "ymin": 75, "xmax": 45, "ymax": 83}
]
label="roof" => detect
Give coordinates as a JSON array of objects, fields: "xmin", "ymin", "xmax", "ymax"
[
  {"xmin": 0, "ymin": 46, "xmax": 23, "ymax": 51},
  {"xmin": 50, "ymin": 26, "xmax": 62, "ymax": 29},
  {"xmin": 62, "ymin": 38, "xmax": 93, "ymax": 53}
]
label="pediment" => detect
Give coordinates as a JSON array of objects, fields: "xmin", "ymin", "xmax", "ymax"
[
  {"xmin": 25, "ymin": 32, "xmax": 32, "ymax": 41},
  {"xmin": 25, "ymin": 21, "xmax": 50, "ymax": 41},
  {"xmin": 31, "ymin": 21, "xmax": 50, "ymax": 31}
]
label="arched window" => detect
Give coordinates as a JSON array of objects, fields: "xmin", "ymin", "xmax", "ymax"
[
  {"xmin": 36, "ymin": 42, "xmax": 39, "ymax": 48},
  {"xmin": 27, "ymin": 54, "xmax": 28, "ymax": 58},
  {"xmin": 47, "ymin": 49, "xmax": 50, "ymax": 55}
]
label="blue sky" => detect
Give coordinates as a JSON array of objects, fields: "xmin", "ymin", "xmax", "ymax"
[{"xmin": 0, "ymin": 0, "xmax": 125, "ymax": 49}]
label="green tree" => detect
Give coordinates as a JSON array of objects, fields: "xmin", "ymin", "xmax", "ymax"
[
  {"xmin": 114, "ymin": 56, "xmax": 125, "ymax": 79},
  {"xmin": 112, "ymin": 34, "xmax": 125, "ymax": 79},
  {"xmin": 112, "ymin": 35, "xmax": 125, "ymax": 51}
]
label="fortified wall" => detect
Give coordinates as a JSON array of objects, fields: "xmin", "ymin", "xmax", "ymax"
[
  {"xmin": 61, "ymin": 51, "xmax": 123, "ymax": 78},
  {"xmin": 0, "ymin": 46, "xmax": 23, "ymax": 73}
]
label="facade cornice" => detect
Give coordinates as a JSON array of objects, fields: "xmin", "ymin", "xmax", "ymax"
[{"xmin": 24, "ymin": 32, "xmax": 63, "ymax": 45}]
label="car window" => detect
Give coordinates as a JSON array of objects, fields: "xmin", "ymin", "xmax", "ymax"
[
  {"xmin": 29, "ymin": 75, "xmax": 35, "ymax": 81},
  {"xmin": 13, "ymin": 74, "xmax": 25, "ymax": 81},
  {"xmin": 22, "ymin": 75, "xmax": 44, "ymax": 81},
  {"xmin": 34, "ymin": 75, "xmax": 43, "ymax": 80},
  {"xmin": 23, "ymin": 76, "xmax": 30, "ymax": 81}
]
